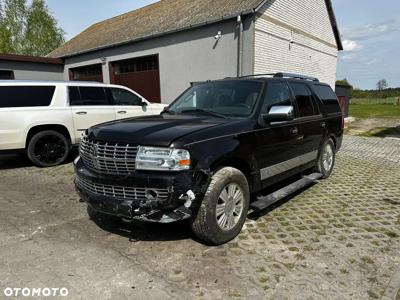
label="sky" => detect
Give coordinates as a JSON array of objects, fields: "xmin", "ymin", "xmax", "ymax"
[{"xmin": 44, "ymin": 0, "xmax": 400, "ymax": 89}]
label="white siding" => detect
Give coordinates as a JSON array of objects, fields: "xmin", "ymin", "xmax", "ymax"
[{"xmin": 254, "ymin": 0, "xmax": 338, "ymax": 88}]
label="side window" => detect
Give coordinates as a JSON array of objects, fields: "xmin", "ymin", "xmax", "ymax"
[
  {"xmin": 74, "ymin": 87, "xmax": 109, "ymax": 106},
  {"xmin": 0, "ymin": 86, "xmax": 55, "ymax": 108},
  {"xmin": 110, "ymin": 88, "xmax": 142, "ymax": 106},
  {"xmin": 262, "ymin": 82, "xmax": 291, "ymax": 113},
  {"xmin": 290, "ymin": 83, "xmax": 316, "ymax": 117},
  {"xmin": 314, "ymin": 85, "xmax": 341, "ymax": 114},
  {"xmin": 68, "ymin": 86, "xmax": 81, "ymax": 105}
]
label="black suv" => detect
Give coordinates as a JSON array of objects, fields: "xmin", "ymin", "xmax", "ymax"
[{"xmin": 74, "ymin": 73, "xmax": 343, "ymax": 245}]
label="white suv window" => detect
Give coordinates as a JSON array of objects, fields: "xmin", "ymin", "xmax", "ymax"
[
  {"xmin": 69, "ymin": 86, "xmax": 110, "ymax": 106},
  {"xmin": 110, "ymin": 88, "xmax": 142, "ymax": 106},
  {"xmin": 0, "ymin": 86, "xmax": 55, "ymax": 108}
]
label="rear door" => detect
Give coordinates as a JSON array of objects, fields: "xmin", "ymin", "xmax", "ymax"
[
  {"xmin": 289, "ymin": 82, "xmax": 325, "ymax": 160},
  {"xmin": 69, "ymin": 86, "xmax": 116, "ymax": 143},
  {"xmin": 107, "ymin": 87, "xmax": 153, "ymax": 120}
]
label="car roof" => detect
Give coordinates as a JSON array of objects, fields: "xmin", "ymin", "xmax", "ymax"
[{"xmin": 0, "ymin": 80, "xmax": 131, "ymax": 89}]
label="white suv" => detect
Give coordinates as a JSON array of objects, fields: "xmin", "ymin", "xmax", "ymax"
[{"xmin": 0, "ymin": 81, "xmax": 166, "ymax": 167}]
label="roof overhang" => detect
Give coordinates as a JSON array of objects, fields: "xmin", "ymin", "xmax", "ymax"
[{"xmin": 0, "ymin": 53, "xmax": 64, "ymax": 65}]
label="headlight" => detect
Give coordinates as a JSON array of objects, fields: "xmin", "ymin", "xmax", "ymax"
[{"xmin": 135, "ymin": 146, "xmax": 190, "ymax": 171}]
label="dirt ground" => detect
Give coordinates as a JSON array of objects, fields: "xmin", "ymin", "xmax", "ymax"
[
  {"xmin": 346, "ymin": 117, "xmax": 400, "ymax": 138},
  {"xmin": 1, "ymin": 135, "xmax": 400, "ymax": 299}
]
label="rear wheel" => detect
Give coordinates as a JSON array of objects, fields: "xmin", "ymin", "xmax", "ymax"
[
  {"xmin": 191, "ymin": 167, "xmax": 250, "ymax": 245},
  {"xmin": 27, "ymin": 130, "xmax": 70, "ymax": 167},
  {"xmin": 314, "ymin": 138, "xmax": 336, "ymax": 178}
]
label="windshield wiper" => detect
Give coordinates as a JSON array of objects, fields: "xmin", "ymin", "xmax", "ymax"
[{"xmin": 180, "ymin": 109, "xmax": 227, "ymax": 119}]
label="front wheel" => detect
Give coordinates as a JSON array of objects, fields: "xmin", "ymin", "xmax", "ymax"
[
  {"xmin": 27, "ymin": 130, "xmax": 70, "ymax": 167},
  {"xmin": 314, "ymin": 138, "xmax": 336, "ymax": 179},
  {"xmin": 191, "ymin": 167, "xmax": 250, "ymax": 245}
]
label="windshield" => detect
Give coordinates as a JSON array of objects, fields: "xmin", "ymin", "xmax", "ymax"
[{"xmin": 168, "ymin": 81, "xmax": 263, "ymax": 117}]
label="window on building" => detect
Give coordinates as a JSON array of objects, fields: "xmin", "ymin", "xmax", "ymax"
[
  {"xmin": 70, "ymin": 65, "xmax": 103, "ymax": 81},
  {"xmin": 290, "ymin": 83, "xmax": 317, "ymax": 117},
  {"xmin": 69, "ymin": 86, "xmax": 109, "ymax": 106},
  {"xmin": 109, "ymin": 88, "xmax": 142, "ymax": 106},
  {"xmin": 0, "ymin": 70, "xmax": 14, "ymax": 80},
  {"xmin": 117, "ymin": 55, "xmax": 159, "ymax": 74},
  {"xmin": 262, "ymin": 82, "xmax": 292, "ymax": 113},
  {"xmin": 0, "ymin": 86, "xmax": 55, "ymax": 107}
]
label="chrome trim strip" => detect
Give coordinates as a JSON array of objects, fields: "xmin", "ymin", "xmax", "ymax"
[{"xmin": 260, "ymin": 150, "xmax": 318, "ymax": 180}]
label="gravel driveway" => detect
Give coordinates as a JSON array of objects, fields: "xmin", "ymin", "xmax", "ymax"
[{"xmin": 1, "ymin": 135, "xmax": 399, "ymax": 299}]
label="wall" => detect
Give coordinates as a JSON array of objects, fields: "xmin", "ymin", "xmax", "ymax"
[
  {"xmin": 254, "ymin": 0, "xmax": 338, "ymax": 88},
  {"xmin": 63, "ymin": 18, "xmax": 254, "ymax": 104},
  {"xmin": 0, "ymin": 61, "xmax": 64, "ymax": 81}
]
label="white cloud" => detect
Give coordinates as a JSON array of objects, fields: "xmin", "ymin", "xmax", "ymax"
[
  {"xmin": 342, "ymin": 40, "xmax": 362, "ymax": 52},
  {"xmin": 342, "ymin": 20, "xmax": 397, "ymax": 41}
]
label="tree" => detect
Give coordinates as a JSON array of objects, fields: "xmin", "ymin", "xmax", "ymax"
[
  {"xmin": 0, "ymin": 0, "xmax": 26, "ymax": 54},
  {"xmin": 336, "ymin": 78, "xmax": 352, "ymax": 87},
  {"xmin": 0, "ymin": 0, "xmax": 64, "ymax": 56},
  {"xmin": 376, "ymin": 79, "xmax": 388, "ymax": 91}
]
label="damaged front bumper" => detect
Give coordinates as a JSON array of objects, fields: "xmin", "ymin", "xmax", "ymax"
[{"xmin": 74, "ymin": 158, "xmax": 210, "ymax": 223}]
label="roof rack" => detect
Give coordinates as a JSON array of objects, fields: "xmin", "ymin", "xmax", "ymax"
[
  {"xmin": 226, "ymin": 72, "xmax": 320, "ymax": 82},
  {"xmin": 273, "ymin": 72, "xmax": 319, "ymax": 82}
]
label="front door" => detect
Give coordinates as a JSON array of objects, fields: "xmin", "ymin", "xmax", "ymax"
[
  {"xmin": 69, "ymin": 86, "xmax": 116, "ymax": 143},
  {"xmin": 107, "ymin": 87, "xmax": 153, "ymax": 120},
  {"xmin": 255, "ymin": 81, "xmax": 304, "ymax": 187}
]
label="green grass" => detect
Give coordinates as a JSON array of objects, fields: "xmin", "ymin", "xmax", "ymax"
[
  {"xmin": 349, "ymin": 103, "xmax": 400, "ymax": 118},
  {"xmin": 350, "ymin": 97, "xmax": 400, "ymax": 105}
]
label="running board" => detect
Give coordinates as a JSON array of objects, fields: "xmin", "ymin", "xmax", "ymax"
[{"xmin": 250, "ymin": 173, "xmax": 323, "ymax": 212}]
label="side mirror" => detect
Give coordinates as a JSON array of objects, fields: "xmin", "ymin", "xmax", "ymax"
[
  {"xmin": 263, "ymin": 105, "xmax": 294, "ymax": 123},
  {"xmin": 141, "ymin": 100, "xmax": 148, "ymax": 107}
]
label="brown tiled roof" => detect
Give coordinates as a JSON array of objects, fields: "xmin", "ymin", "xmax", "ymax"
[{"xmin": 49, "ymin": 0, "xmax": 342, "ymax": 58}]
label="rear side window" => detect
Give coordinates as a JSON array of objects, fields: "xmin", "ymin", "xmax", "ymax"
[
  {"xmin": 69, "ymin": 86, "xmax": 109, "ymax": 106},
  {"xmin": 290, "ymin": 83, "xmax": 317, "ymax": 117},
  {"xmin": 0, "ymin": 86, "xmax": 55, "ymax": 108},
  {"xmin": 314, "ymin": 85, "xmax": 341, "ymax": 113}
]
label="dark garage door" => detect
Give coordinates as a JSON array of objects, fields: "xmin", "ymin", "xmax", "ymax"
[
  {"xmin": 69, "ymin": 64, "xmax": 103, "ymax": 82},
  {"xmin": 110, "ymin": 55, "xmax": 161, "ymax": 103}
]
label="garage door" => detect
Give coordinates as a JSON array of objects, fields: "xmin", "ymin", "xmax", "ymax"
[
  {"xmin": 69, "ymin": 64, "xmax": 103, "ymax": 82},
  {"xmin": 111, "ymin": 55, "xmax": 161, "ymax": 103}
]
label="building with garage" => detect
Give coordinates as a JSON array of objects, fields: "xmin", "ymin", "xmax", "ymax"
[
  {"xmin": 0, "ymin": 54, "xmax": 64, "ymax": 81},
  {"xmin": 1, "ymin": 0, "xmax": 342, "ymax": 104}
]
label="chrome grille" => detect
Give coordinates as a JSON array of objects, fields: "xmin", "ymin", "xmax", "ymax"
[
  {"xmin": 76, "ymin": 176, "xmax": 170, "ymax": 202},
  {"xmin": 79, "ymin": 136, "xmax": 138, "ymax": 175}
]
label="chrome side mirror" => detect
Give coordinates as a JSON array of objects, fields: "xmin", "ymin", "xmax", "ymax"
[{"xmin": 263, "ymin": 105, "xmax": 294, "ymax": 123}]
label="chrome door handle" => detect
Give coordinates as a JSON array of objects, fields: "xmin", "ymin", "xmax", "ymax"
[
  {"xmin": 76, "ymin": 111, "xmax": 87, "ymax": 115},
  {"xmin": 321, "ymin": 122, "xmax": 327, "ymax": 128},
  {"xmin": 117, "ymin": 111, "xmax": 127, "ymax": 114},
  {"xmin": 290, "ymin": 127, "xmax": 299, "ymax": 135}
]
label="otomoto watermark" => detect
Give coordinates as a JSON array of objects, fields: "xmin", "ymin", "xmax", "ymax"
[{"xmin": 3, "ymin": 287, "xmax": 69, "ymax": 297}]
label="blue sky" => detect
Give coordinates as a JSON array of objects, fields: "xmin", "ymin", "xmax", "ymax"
[{"xmin": 45, "ymin": 0, "xmax": 400, "ymax": 89}]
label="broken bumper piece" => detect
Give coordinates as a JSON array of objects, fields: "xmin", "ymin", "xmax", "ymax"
[{"xmin": 74, "ymin": 158, "xmax": 209, "ymax": 223}]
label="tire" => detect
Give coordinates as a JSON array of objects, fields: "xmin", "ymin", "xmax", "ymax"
[
  {"xmin": 27, "ymin": 130, "xmax": 70, "ymax": 167},
  {"xmin": 314, "ymin": 138, "xmax": 336, "ymax": 179},
  {"xmin": 191, "ymin": 167, "xmax": 250, "ymax": 245}
]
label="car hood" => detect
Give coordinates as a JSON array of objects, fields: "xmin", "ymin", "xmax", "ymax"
[{"xmin": 88, "ymin": 114, "xmax": 238, "ymax": 147}]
